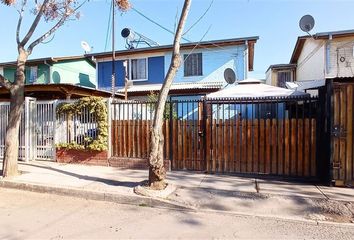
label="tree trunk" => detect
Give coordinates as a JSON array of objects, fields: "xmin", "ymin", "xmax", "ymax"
[
  {"xmin": 2, "ymin": 51, "xmax": 27, "ymax": 178},
  {"xmin": 148, "ymin": 0, "xmax": 191, "ymax": 190}
]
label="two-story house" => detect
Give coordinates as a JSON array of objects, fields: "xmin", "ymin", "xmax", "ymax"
[
  {"xmin": 89, "ymin": 37, "xmax": 258, "ymax": 100},
  {"xmin": 267, "ymin": 29, "xmax": 354, "ymax": 90},
  {"xmin": 0, "ymin": 56, "xmax": 114, "ymax": 99},
  {"xmin": 286, "ymin": 29, "xmax": 354, "ymax": 186}
]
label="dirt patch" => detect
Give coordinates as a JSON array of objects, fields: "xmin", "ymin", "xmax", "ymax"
[{"xmin": 307, "ymin": 199, "xmax": 354, "ymax": 223}]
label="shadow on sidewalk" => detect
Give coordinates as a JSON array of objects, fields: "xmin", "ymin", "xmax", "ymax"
[{"xmin": 24, "ymin": 163, "xmax": 144, "ymax": 188}]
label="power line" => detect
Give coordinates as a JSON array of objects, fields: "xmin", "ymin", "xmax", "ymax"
[{"xmin": 104, "ymin": 2, "xmax": 113, "ymax": 51}]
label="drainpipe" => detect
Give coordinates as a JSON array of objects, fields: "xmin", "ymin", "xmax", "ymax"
[
  {"xmin": 244, "ymin": 40, "xmax": 249, "ymax": 80},
  {"xmin": 325, "ymin": 34, "xmax": 332, "ymax": 77},
  {"xmin": 44, "ymin": 60, "xmax": 52, "ymax": 84}
]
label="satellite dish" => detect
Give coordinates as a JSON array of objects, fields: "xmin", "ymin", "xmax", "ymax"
[
  {"xmin": 224, "ymin": 68, "xmax": 236, "ymax": 84},
  {"xmin": 299, "ymin": 15, "xmax": 315, "ymax": 33},
  {"xmin": 81, "ymin": 41, "xmax": 91, "ymax": 53},
  {"xmin": 121, "ymin": 28, "xmax": 135, "ymax": 40}
]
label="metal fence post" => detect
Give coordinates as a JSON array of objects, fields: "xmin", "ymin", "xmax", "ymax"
[
  {"xmin": 107, "ymin": 98, "xmax": 113, "ymax": 158},
  {"xmin": 24, "ymin": 97, "xmax": 30, "ymax": 162}
]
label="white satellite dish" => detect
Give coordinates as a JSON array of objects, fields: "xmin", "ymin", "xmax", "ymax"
[
  {"xmin": 299, "ymin": 15, "xmax": 315, "ymax": 33},
  {"xmin": 81, "ymin": 41, "xmax": 91, "ymax": 54}
]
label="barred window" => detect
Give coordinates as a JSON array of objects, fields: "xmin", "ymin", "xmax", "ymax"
[
  {"xmin": 277, "ymin": 71, "xmax": 292, "ymax": 88},
  {"xmin": 184, "ymin": 53, "xmax": 202, "ymax": 77}
]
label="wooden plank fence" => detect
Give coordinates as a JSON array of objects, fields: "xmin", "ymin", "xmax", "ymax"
[
  {"xmin": 111, "ymin": 97, "xmax": 319, "ymax": 179},
  {"xmin": 332, "ymin": 82, "xmax": 354, "ymax": 186}
]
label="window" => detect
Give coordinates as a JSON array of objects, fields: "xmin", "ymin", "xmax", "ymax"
[
  {"xmin": 129, "ymin": 58, "xmax": 147, "ymax": 81},
  {"xmin": 277, "ymin": 71, "xmax": 292, "ymax": 88},
  {"xmin": 184, "ymin": 53, "xmax": 202, "ymax": 77},
  {"xmin": 28, "ymin": 66, "xmax": 38, "ymax": 83}
]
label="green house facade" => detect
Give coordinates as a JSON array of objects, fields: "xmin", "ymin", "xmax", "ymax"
[{"xmin": 0, "ymin": 56, "xmax": 96, "ymax": 88}]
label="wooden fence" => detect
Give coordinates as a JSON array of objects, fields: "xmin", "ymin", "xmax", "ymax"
[
  {"xmin": 111, "ymin": 96, "xmax": 320, "ymax": 178},
  {"xmin": 332, "ymin": 82, "xmax": 354, "ymax": 186}
]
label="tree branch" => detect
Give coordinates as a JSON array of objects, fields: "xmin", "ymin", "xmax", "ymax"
[
  {"xmin": 16, "ymin": 0, "xmax": 28, "ymax": 45},
  {"xmin": 0, "ymin": 74, "xmax": 12, "ymax": 90},
  {"xmin": 27, "ymin": 16, "xmax": 67, "ymax": 55},
  {"xmin": 20, "ymin": 0, "xmax": 50, "ymax": 47}
]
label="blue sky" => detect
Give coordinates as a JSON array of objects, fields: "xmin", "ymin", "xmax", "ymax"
[{"xmin": 1, "ymin": 0, "xmax": 354, "ymax": 78}]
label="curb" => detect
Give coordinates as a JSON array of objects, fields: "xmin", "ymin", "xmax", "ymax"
[{"xmin": 0, "ymin": 180, "xmax": 192, "ymax": 211}]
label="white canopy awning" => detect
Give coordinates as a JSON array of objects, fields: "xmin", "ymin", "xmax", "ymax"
[{"xmin": 206, "ymin": 79, "xmax": 309, "ymax": 99}]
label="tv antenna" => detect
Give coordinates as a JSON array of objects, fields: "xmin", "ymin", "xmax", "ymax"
[
  {"xmin": 81, "ymin": 41, "xmax": 92, "ymax": 54},
  {"xmin": 299, "ymin": 15, "xmax": 315, "ymax": 36},
  {"xmin": 224, "ymin": 68, "xmax": 236, "ymax": 86},
  {"xmin": 121, "ymin": 28, "xmax": 159, "ymax": 49}
]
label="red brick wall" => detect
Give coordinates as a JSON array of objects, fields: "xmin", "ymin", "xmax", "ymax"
[
  {"xmin": 56, "ymin": 149, "xmax": 108, "ymax": 166},
  {"xmin": 109, "ymin": 157, "xmax": 171, "ymax": 170},
  {"xmin": 56, "ymin": 149, "xmax": 171, "ymax": 170}
]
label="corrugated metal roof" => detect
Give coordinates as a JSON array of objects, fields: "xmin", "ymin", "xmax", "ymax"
[{"xmin": 116, "ymin": 81, "xmax": 223, "ymax": 93}]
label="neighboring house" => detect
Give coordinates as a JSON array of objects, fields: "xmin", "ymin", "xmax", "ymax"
[
  {"xmin": 0, "ymin": 56, "xmax": 113, "ymax": 99},
  {"xmin": 88, "ymin": 36, "xmax": 259, "ymax": 100},
  {"xmin": 265, "ymin": 64, "xmax": 296, "ymax": 88},
  {"xmin": 291, "ymin": 29, "xmax": 354, "ymax": 84},
  {"xmin": 0, "ymin": 56, "xmax": 96, "ymax": 87}
]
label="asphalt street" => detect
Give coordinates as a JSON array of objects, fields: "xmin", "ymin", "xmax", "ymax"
[{"xmin": 1, "ymin": 188, "xmax": 354, "ymax": 240}]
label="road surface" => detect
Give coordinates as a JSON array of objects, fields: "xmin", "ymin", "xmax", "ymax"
[{"xmin": 0, "ymin": 188, "xmax": 353, "ymax": 239}]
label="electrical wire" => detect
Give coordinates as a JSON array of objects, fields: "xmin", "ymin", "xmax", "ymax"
[{"xmin": 104, "ymin": 1, "xmax": 113, "ymax": 51}]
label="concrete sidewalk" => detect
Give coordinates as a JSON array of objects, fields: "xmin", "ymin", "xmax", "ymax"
[{"xmin": 1, "ymin": 161, "xmax": 354, "ymax": 223}]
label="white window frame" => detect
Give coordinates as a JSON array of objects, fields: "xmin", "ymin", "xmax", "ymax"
[{"xmin": 128, "ymin": 58, "xmax": 148, "ymax": 82}]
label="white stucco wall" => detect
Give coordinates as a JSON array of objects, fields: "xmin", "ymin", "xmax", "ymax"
[
  {"xmin": 326, "ymin": 36, "xmax": 354, "ymax": 78},
  {"xmin": 164, "ymin": 45, "xmax": 246, "ymax": 84},
  {"xmin": 265, "ymin": 69, "xmax": 272, "ymax": 85},
  {"xmin": 296, "ymin": 38, "xmax": 326, "ymax": 82},
  {"xmin": 0, "ymin": 67, "xmax": 3, "ymax": 76}
]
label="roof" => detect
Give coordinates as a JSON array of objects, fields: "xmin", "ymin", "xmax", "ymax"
[
  {"xmin": 0, "ymin": 83, "xmax": 123, "ymax": 100},
  {"xmin": 290, "ymin": 29, "xmax": 354, "ymax": 63},
  {"xmin": 289, "ymin": 79, "xmax": 326, "ymax": 91},
  {"xmin": 87, "ymin": 36, "xmax": 259, "ymax": 71},
  {"xmin": 266, "ymin": 64, "xmax": 297, "ymax": 73},
  {"xmin": 206, "ymin": 79, "xmax": 309, "ymax": 98},
  {"xmin": 116, "ymin": 81, "xmax": 223, "ymax": 94},
  {"xmin": 0, "ymin": 55, "xmax": 94, "ymax": 67}
]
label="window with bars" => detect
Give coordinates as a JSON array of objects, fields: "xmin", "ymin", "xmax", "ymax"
[
  {"xmin": 130, "ymin": 58, "xmax": 147, "ymax": 81},
  {"xmin": 28, "ymin": 66, "xmax": 38, "ymax": 83},
  {"xmin": 277, "ymin": 71, "xmax": 292, "ymax": 88},
  {"xmin": 184, "ymin": 53, "xmax": 203, "ymax": 77}
]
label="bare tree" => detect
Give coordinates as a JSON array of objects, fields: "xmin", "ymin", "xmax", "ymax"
[
  {"xmin": 148, "ymin": 0, "xmax": 191, "ymax": 190},
  {"xmin": 0, "ymin": 0, "xmax": 130, "ymax": 178}
]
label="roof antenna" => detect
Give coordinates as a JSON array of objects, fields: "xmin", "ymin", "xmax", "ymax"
[{"xmin": 299, "ymin": 15, "xmax": 315, "ymax": 37}]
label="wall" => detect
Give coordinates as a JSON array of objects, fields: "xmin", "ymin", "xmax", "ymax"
[
  {"xmin": 96, "ymin": 44, "xmax": 247, "ymax": 91},
  {"xmin": 51, "ymin": 59, "xmax": 96, "ymax": 88},
  {"xmin": 3, "ymin": 64, "xmax": 50, "ymax": 84},
  {"xmin": 164, "ymin": 45, "xmax": 246, "ymax": 83},
  {"xmin": 296, "ymin": 38, "xmax": 326, "ymax": 82},
  {"xmin": 97, "ymin": 55, "xmax": 165, "ymax": 91},
  {"xmin": 265, "ymin": 69, "xmax": 273, "ymax": 85},
  {"xmin": 326, "ymin": 36, "xmax": 354, "ymax": 79}
]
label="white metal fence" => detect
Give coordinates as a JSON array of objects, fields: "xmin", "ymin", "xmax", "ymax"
[{"xmin": 0, "ymin": 98, "xmax": 109, "ymax": 162}]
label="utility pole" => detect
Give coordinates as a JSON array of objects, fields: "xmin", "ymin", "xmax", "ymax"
[{"xmin": 111, "ymin": 0, "xmax": 116, "ymax": 98}]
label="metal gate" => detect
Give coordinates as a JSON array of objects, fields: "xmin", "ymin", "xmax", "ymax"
[
  {"xmin": 111, "ymin": 97, "xmax": 320, "ymax": 179},
  {"xmin": 0, "ymin": 101, "xmax": 27, "ymax": 160},
  {"xmin": 332, "ymin": 82, "xmax": 354, "ymax": 186},
  {"xmin": 0, "ymin": 98, "xmax": 56, "ymax": 162}
]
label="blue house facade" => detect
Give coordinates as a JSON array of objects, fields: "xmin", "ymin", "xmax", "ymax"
[{"xmin": 90, "ymin": 37, "xmax": 258, "ymax": 100}]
